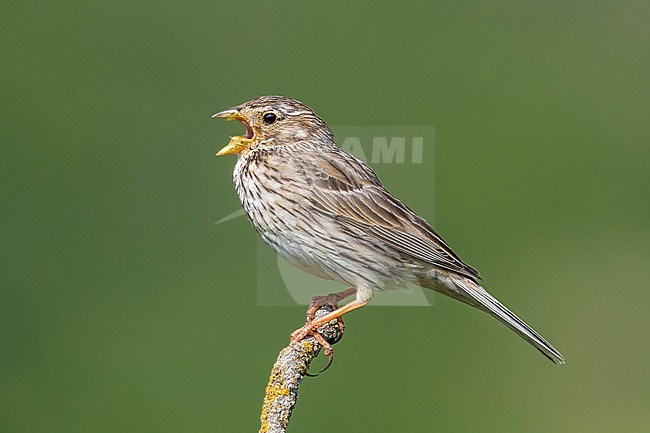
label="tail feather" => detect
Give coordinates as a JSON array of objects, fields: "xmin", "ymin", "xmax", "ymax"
[{"xmin": 446, "ymin": 277, "xmax": 565, "ymax": 364}]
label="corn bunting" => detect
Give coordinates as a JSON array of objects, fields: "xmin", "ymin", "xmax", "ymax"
[{"xmin": 214, "ymin": 95, "xmax": 564, "ymax": 364}]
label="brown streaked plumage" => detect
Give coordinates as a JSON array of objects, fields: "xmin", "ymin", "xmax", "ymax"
[{"xmin": 213, "ymin": 95, "xmax": 564, "ymax": 364}]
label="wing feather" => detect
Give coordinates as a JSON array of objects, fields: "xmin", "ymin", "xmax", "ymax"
[{"xmin": 303, "ymin": 148, "xmax": 481, "ymax": 281}]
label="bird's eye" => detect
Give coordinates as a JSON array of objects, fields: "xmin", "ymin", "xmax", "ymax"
[{"xmin": 263, "ymin": 112, "xmax": 277, "ymax": 125}]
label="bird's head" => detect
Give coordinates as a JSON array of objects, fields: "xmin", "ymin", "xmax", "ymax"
[{"xmin": 213, "ymin": 95, "xmax": 334, "ymax": 156}]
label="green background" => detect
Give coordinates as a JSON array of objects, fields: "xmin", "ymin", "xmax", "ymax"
[{"xmin": 2, "ymin": 1, "xmax": 649, "ymax": 432}]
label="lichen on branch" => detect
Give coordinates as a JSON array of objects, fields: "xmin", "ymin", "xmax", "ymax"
[{"xmin": 259, "ymin": 305, "xmax": 343, "ymax": 433}]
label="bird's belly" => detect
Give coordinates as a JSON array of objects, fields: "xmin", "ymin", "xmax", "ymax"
[
  {"xmin": 264, "ymin": 230, "xmax": 337, "ymax": 281},
  {"xmin": 249, "ymin": 200, "xmax": 410, "ymax": 291},
  {"xmin": 234, "ymin": 161, "xmax": 414, "ymax": 291}
]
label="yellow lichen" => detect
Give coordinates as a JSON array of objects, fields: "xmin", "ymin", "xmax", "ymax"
[{"xmin": 301, "ymin": 340, "xmax": 315, "ymax": 355}]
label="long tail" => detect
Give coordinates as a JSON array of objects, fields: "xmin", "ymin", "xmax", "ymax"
[{"xmin": 435, "ymin": 276, "xmax": 565, "ymax": 364}]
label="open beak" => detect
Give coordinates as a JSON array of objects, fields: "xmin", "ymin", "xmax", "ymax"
[{"xmin": 212, "ymin": 109, "xmax": 255, "ymax": 156}]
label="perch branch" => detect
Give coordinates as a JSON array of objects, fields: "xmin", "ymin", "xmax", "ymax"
[{"xmin": 259, "ymin": 305, "xmax": 343, "ymax": 433}]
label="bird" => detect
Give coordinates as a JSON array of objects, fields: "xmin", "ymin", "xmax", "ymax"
[{"xmin": 213, "ymin": 95, "xmax": 565, "ymax": 365}]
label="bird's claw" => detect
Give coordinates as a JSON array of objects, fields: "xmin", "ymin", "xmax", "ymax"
[
  {"xmin": 291, "ymin": 322, "xmax": 336, "ymax": 376},
  {"xmin": 305, "ymin": 350, "xmax": 334, "ymax": 377},
  {"xmin": 290, "ymin": 291, "xmax": 356, "ymax": 375},
  {"xmin": 290, "ymin": 308, "xmax": 344, "ymax": 375},
  {"xmin": 306, "ymin": 295, "xmax": 347, "ymax": 334},
  {"xmin": 290, "ymin": 321, "xmax": 335, "ymax": 356}
]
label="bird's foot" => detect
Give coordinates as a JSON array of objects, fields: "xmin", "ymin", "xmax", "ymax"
[
  {"xmin": 292, "ymin": 289, "xmax": 355, "ymax": 349},
  {"xmin": 290, "ymin": 313, "xmax": 340, "ymax": 356},
  {"xmin": 304, "ymin": 288, "xmax": 356, "ymax": 332},
  {"xmin": 290, "ymin": 315, "xmax": 339, "ymax": 376},
  {"xmin": 306, "ymin": 295, "xmax": 345, "ymax": 334},
  {"xmin": 289, "ymin": 291, "xmax": 363, "ymax": 375}
]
